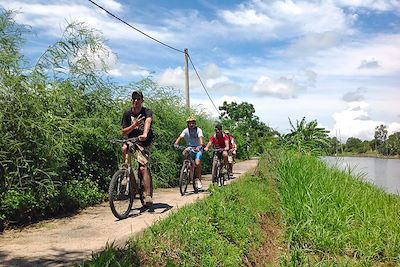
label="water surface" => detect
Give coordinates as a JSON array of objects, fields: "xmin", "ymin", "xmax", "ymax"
[{"xmin": 322, "ymin": 156, "xmax": 400, "ymax": 195}]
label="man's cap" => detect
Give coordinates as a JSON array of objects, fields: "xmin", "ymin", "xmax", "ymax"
[
  {"xmin": 215, "ymin": 124, "xmax": 222, "ymax": 131},
  {"xmin": 224, "ymin": 130, "xmax": 230, "ymax": 134},
  {"xmin": 131, "ymin": 91, "xmax": 144, "ymax": 99}
]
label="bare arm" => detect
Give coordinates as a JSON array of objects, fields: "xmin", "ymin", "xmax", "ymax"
[
  {"xmin": 122, "ymin": 114, "xmax": 144, "ymax": 137},
  {"xmin": 138, "ymin": 116, "xmax": 152, "ymax": 141},
  {"xmin": 204, "ymin": 140, "xmax": 212, "ymax": 151},
  {"xmin": 174, "ymin": 135, "xmax": 183, "ymax": 145},
  {"xmin": 224, "ymin": 138, "xmax": 230, "ymax": 151}
]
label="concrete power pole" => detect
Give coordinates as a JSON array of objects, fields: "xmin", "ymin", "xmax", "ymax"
[{"xmin": 184, "ymin": 48, "xmax": 189, "ymax": 108}]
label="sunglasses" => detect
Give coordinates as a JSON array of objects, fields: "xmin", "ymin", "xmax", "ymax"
[{"xmin": 132, "ymin": 97, "xmax": 142, "ymax": 101}]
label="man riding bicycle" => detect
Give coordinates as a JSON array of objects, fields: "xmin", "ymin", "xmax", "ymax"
[
  {"xmin": 174, "ymin": 115, "xmax": 204, "ymax": 189},
  {"xmin": 121, "ymin": 90, "xmax": 154, "ymax": 207},
  {"xmin": 204, "ymin": 124, "xmax": 230, "ymax": 174}
]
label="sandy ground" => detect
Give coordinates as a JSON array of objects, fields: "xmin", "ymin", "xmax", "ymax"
[{"xmin": 0, "ymin": 159, "xmax": 258, "ymax": 267}]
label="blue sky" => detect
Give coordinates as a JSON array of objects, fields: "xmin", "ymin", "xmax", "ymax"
[{"xmin": 1, "ymin": 0, "xmax": 399, "ymax": 140}]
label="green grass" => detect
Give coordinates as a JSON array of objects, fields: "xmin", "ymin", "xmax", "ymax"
[
  {"xmin": 274, "ymin": 150, "xmax": 400, "ymax": 266},
  {"xmin": 80, "ymin": 166, "xmax": 277, "ymax": 266},
  {"xmin": 81, "ymin": 150, "xmax": 400, "ymax": 266}
]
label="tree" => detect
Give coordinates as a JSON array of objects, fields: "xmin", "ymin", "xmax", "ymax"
[
  {"xmin": 374, "ymin": 124, "xmax": 388, "ymax": 155},
  {"xmin": 327, "ymin": 136, "xmax": 341, "ymax": 155},
  {"xmin": 281, "ymin": 117, "xmax": 330, "ymax": 155},
  {"xmin": 386, "ymin": 132, "xmax": 400, "ymax": 156},
  {"xmin": 345, "ymin": 137, "xmax": 363, "ymax": 153},
  {"xmin": 218, "ymin": 101, "xmax": 278, "ymax": 158}
]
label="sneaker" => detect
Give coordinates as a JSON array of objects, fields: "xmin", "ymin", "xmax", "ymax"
[
  {"xmin": 145, "ymin": 195, "xmax": 153, "ymax": 206},
  {"xmin": 195, "ymin": 179, "xmax": 203, "ymax": 189}
]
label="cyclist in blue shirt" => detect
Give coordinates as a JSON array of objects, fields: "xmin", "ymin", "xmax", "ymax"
[{"xmin": 174, "ymin": 115, "xmax": 204, "ymax": 189}]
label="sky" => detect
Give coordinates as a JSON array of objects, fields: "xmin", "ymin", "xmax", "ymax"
[{"xmin": 1, "ymin": 0, "xmax": 399, "ymax": 141}]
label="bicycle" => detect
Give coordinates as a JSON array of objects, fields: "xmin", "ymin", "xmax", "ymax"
[
  {"xmin": 211, "ymin": 148, "xmax": 230, "ymax": 187},
  {"xmin": 109, "ymin": 137, "xmax": 153, "ymax": 219},
  {"xmin": 174, "ymin": 145, "xmax": 200, "ymax": 196}
]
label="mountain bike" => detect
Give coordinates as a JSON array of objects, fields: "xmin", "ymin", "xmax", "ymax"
[
  {"xmin": 211, "ymin": 148, "xmax": 230, "ymax": 187},
  {"xmin": 174, "ymin": 145, "xmax": 200, "ymax": 196},
  {"xmin": 109, "ymin": 137, "xmax": 153, "ymax": 219}
]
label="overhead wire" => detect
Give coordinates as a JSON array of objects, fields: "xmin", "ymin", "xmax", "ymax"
[
  {"xmin": 88, "ymin": 0, "xmax": 184, "ymax": 54},
  {"xmin": 88, "ymin": 0, "xmax": 221, "ymax": 116},
  {"xmin": 187, "ymin": 54, "xmax": 221, "ymax": 115}
]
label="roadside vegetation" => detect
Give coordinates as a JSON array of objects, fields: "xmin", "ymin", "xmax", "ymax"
[
  {"xmin": 2, "ymin": 8, "xmax": 400, "ymax": 266},
  {"xmin": 81, "ymin": 158, "xmax": 281, "ymax": 267},
  {"xmin": 0, "ymin": 10, "xmax": 272, "ymax": 231},
  {"xmin": 82, "ymin": 149, "xmax": 400, "ymax": 266}
]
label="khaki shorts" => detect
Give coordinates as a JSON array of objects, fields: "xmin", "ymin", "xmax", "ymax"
[{"xmin": 135, "ymin": 144, "xmax": 151, "ymax": 166}]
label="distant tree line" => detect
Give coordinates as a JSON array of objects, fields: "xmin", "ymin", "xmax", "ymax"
[{"xmin": 327, "ymin": 125, "xmax": 400, "ymax": 156}]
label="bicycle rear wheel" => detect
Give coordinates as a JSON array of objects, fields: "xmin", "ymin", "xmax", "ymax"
[
  {"xmin": 179, "ymin": 163, "xmax": 190, "ymax": 196},
  {"xmin": 211, "ymin": 157, "xmax": 219, "ymax": 184},
  {"xmin": 109, "ymin": 169, "xmax": 133, "ymax": 219}
]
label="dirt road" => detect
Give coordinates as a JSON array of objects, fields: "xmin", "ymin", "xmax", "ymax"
[{"xmin": 0, "ymin": 159, "xmax": 258, "ymax": 267}]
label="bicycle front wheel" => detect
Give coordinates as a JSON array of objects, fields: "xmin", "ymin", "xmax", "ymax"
[
  {"xmin": 218, "ymin": 165, "xmax": 225, "ymax": 187},
  {"xmin": 109, "ymin": 169, "xmax": 133, "ymax": 219},
  {"xmin": 179, "ymin": 163, "xmax": 190, "ymax": 196}
]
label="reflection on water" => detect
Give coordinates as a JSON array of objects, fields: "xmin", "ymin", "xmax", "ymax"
[{"xmin": 322, "ymin": 156, "xmax": 400, "ymax": 195}]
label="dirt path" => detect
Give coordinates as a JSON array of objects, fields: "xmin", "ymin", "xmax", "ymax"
[{"xmin": 0, "ymin": 159, "xmax": 258, "ymax": 267}]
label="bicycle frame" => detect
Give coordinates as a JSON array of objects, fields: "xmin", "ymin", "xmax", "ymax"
[
  {"xmin": 211, "ymin": 148, "xmax": 227, "ymax": 186},
  {"xmin": 175, "ymin": 145, "xmax": 199, "ymax": 195}
]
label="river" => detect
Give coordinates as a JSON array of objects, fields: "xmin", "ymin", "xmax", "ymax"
[{"xmin": 322, "ymin": 156, "xmax": 400, "ymax": 195}]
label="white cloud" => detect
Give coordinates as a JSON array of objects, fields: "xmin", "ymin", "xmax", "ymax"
[
  {"xmin": 108, "ymin": 63, "xmax": 151, "ymax": 78},
  {"xmin": 388, "ymin": 122, "xmax": 400, "ymax": 135},
  {"xmin": 252, "ymin": 75, "xmax": 304, "ymax": 99},
  {"xmin": 251, "ymin": 69, "xmax": 316, "ymax": 99},
  {"xmin": 286, "ymin": 31, "xmax": 340, "ymax": 56},
  {"xmin": 220, "ymin": 8, "xmax": 275, "ymax": 27},
  {"xmin": 191, "ymin": 95, "xmax": 240, "ymax": 118},
  {"xmin": 157, "ymin": 64, "xmax": 240, "ymax": 93},
  {"xmin": 342, "ymin": 88, "xmax": 366, "ymax": 102},
  {"xmin": 311, "ymin": 34, "xmax": 400, "ymax": 76},
  {"xmin": 358, "ymin": 59, "xmax": 381, "ymax": 69},
  {"xmin": 2, "ymin": 0, "xmax": 176, "ymax": 42},
  {"xmin": 331, "ymin": 101, "xmax": 400, "ymax": 140},
  {"xmin": 95, "ymin": 0, "xmax": 122, "ymax": 12},
  {"xmin": 336, "ymin": 0, "xmax": 400, "ymax": 12}
]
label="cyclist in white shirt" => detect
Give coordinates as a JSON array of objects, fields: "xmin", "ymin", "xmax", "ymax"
[{"xmin": 174, "ymin": 115, "xmax": 204, "ymax": 189}]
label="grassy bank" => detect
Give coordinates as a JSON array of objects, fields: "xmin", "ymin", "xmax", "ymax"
[
  {"xmin": 334, "ymin": 151, "xmax": 400, "ymax": 159},
  {"xmin": 275, "ymin": 151, "xmax": 400, "ymax": 266},
  {"xmin": 81, "ymin": 162, "xmax": 280, "ymax": 266},
  {"xmin": 81, "ymin": 151, "xmax": 400, "ymax": 266}
]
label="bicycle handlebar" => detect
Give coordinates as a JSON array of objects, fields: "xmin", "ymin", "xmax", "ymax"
[
  {"xmin": 210, "ymin": 148, "xmax": 226, "ymax": 153},
  {"xmin": 173, "ymin": 144, "xmax": 204, "ymax": 152},
  {"xmin": 109, "ymin": 137, "xmax": 139, "ymax": 145}
]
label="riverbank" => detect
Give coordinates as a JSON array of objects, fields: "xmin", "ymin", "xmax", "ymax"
[{"xmin": 332, "ymin": 152, "xmax": 400, "ymax": 159}]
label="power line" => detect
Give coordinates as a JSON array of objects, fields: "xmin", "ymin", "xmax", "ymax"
[
  {"xmin": 88, "ymin": 0, "xmax": 184, "ymax": 54},
  {"xmin": 88, "ymin": 0, "xmax": 221, "ymax": 117},
  {"xmin": 187, "ymin": 54, "xmax": 221, "ymax": 116}
]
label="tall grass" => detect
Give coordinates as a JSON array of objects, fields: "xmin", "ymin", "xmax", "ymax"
[{"xmin": 274, "ymin": 151, "xmax": 400, "ymax": 265}]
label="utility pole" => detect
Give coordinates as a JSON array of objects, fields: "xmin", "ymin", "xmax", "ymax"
[{"xmin": 184, "ymin": 48, "xmax": 189, "ymax": 108}]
